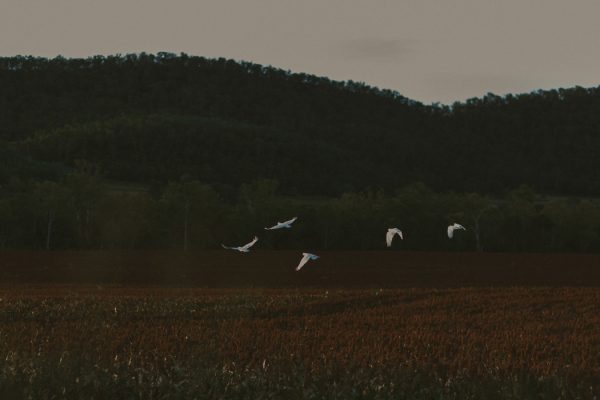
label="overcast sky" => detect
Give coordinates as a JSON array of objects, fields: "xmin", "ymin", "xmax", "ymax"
[{"xmin": 2, "ymin": 0, "xmax": 599, "ymax": 104}]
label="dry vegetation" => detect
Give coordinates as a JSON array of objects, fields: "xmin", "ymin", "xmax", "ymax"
[{"xmin": 1, "ymin": 283, "xmax": 600, "ymax": 399}]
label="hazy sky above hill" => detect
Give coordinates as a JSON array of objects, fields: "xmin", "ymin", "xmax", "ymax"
[{"xmin": 2, "ymin": 0, "xmax": 600, "ymax": 103}]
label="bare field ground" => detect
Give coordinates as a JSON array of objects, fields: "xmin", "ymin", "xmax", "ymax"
[
  {"xmin": 1, "ymin": 251, "xmax": 599, "ymax": 287},
  {"xmin": 1, "ymin": 252, "xmax": 599, "ymax": 398}
]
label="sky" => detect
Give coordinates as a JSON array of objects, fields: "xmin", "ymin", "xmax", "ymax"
[{"xmin": 1, "ymin": 0, "xmax": 600, "ymax": 104}]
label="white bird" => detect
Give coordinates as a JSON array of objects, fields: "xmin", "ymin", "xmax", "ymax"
[
  {"xmin": 296, "ymin": 252, "xmax": 319, "ymax": 271},
  {"xmin": 386, "ymin": 228, "xmax": 403, "ymax": 247},
  {"xmin": 265, "ymin": 217, "xmax": 298, "ymax": 230},
  {"xmin": 447, "ymin": 223, "xmax": 466, "ymax": 239},
  {"xmin": 222, "ymin": 236, "xmax": 259, "ymax": 252}
]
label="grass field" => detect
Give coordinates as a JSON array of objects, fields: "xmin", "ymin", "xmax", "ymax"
[{"xmin": 1, "ymin": 252, "xmax": 599, "ymax": 399}]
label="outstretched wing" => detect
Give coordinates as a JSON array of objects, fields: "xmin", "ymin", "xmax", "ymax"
[
  {"xmin": 386, "ymin": 228, "xmax": 403, "ymax": 246},
  {"xmin": 296, "ymin": 253, "xmax": 311, "ymax": 271},
  {"xmin": 386, "ymin": 230, "xmax": 394, "ymax": 247},
  {"xmin": 393, "ymin": 228, "xmax": 403, "ymax": 240},
  {"xmin": 222, "ymin": 244, "xmax": 236, "ymax": 250},
  {"xmin": 447, "ymin": 226, "xmax": 454, "ymax": 239},
  {"xmin": 241, "ymin": 236, "xmax": 258, "ymax": 251},
  {"xmin": 283, "ymin": 217, "xmax": 298, "ymax": 226}
]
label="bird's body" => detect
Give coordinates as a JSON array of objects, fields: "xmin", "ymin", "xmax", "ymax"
[
  {"xmin": 265, "ymin": 217, "xmax": 298, "ymax": 230},
  {"xmin": 222, "ymin": 236, "xmax": 259, "ymax": 252},
  {"xmin": 447, "ymin": 223, "xmax": 466, "ymax": 239},
  {"xmin": 386, "ymin": 228, "xmax": 403, "ymax": 247},
  {"xmin": 296, "ymin": 252, "xmax": 319, "ymax": 271}
]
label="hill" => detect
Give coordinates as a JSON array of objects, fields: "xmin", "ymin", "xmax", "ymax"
[{"xmin": 1, "ymin": 53, "xmax": 600, "ymax": 196}]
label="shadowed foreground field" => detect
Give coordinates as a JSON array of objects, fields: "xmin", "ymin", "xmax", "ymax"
[{"xmin": 1, "ymin": 252, "xmax": 599, "ymax": 399}]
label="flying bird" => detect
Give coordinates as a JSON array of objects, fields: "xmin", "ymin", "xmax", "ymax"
[
  {"xmin": 447, "ymin": 223, "xmax": 466, "ymax": 239},
  {"xmin": 296, "ymin": 252, "xmax": 319, "ymax": 271},
  {"xmin": 386, "ymin": 228, "xmax": 403, "ymax": 247},
  {"xmin": 265, "ymin": 217, "xmax": 298, "ymax": 230},
  {"xmin": 222, "ymin": 236, "xmax": 259, "ymax": 252}
]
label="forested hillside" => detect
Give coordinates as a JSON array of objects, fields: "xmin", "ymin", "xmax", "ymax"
[
  {"xmin": 2, "ymin": 53, "xmax": 600, "ymax": 195},
  {"xmin": 1, "ymin": 53, "xmax": 599, "ymax": 251}
]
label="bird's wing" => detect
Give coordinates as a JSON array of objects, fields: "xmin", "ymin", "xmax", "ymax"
[
  {"xmin": 398, "ymin": 230, "xmax": 403, "ymax": 240},
  {"xmin": 266, "ymin": 221, "xmax": 285, "ymax": 229},
  {"xmin": 222, "ymin": 244, "xmax": 235, "ymax": 250},
  {"xmin": 241, "ymin": 236, "xmax": 258, "ymax": 250},
  {"xmin": 447, "ymin": 226, "xmax": 454, "ymax": 239},
  {"xmin": 284, "ymin": 217, "xmax": 298, "ymax": 225},
  {"xmin": 296, "ymin": 254, "xmax": 310, "ymax": 271},
  {"xmin": 386, "ymin": 230, "xmax": 394, "ymax": 247}
]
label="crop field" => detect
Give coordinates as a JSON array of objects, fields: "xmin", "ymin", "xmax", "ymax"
[{"xmin": 1, "ymin": 252, "xmax": 600, "ymax": 399}]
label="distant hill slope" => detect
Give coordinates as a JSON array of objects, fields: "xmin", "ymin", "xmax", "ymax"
[{"xmin": 2, "ymin": 53, "xmax": 600, "ymax": 195}]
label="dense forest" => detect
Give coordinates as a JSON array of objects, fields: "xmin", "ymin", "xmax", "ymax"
[{"xmin": 0, "ymin": 53, "xmax": 599, "ymax": 251}]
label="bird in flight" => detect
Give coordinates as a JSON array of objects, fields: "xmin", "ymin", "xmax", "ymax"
[
  {"xmin": 296, "ymin": 252, "xmax": 319, "ymax": 271},
  {"xmin": 447, "ymin": 223, "xmax": 466, "ymax": 239},
  {"xmin": 265, "ymin": 217, "xmax": 298, "ymax": 230},
  {"xmin": 222, "ymin": 236, "xmax": 259, "ymax": 252},
  {"xmin": 386, "ymin": 228, "xmax": 403, "ymax": 247}
]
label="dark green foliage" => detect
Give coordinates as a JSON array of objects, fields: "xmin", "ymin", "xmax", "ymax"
[
  {"xmin": 1, "ymin": 54, "xmax": 600, "ymax": 251},
  {"xmin": 0, "ymin": 143, "xmax": 67, "ymax": 183},
  {"xmin": 1, "ymin": 54, "xmax": 599, "ymax": 195},
  {"xmin": 1, "ymin": 174, "xmax": 599, "ymax": 251},
  {"xmin": 21, "ymin": 114, "xmax": 354, "ymax": 194}
]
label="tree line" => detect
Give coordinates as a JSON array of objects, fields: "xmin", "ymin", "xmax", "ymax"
[
  {"xmin": 1, "ymin": 174, "xmax": 599, "ymax": 252},
  {"xmin": 1, "ymin": 53, "xmax": 599, "ymax": 252}
]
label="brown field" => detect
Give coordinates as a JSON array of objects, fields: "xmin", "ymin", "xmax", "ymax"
[
  {"xmin": 1, "ymin": 250, "xmax": 600, "ymax": 287},
  {"xmin": 1, "ymin": 252, "xmax": 600, "ymax": 398}
]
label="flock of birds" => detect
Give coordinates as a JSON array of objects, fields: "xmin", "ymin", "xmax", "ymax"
[{"xmin": 222, "ymin": 217, "xmax": 467, "ymax": 271}]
